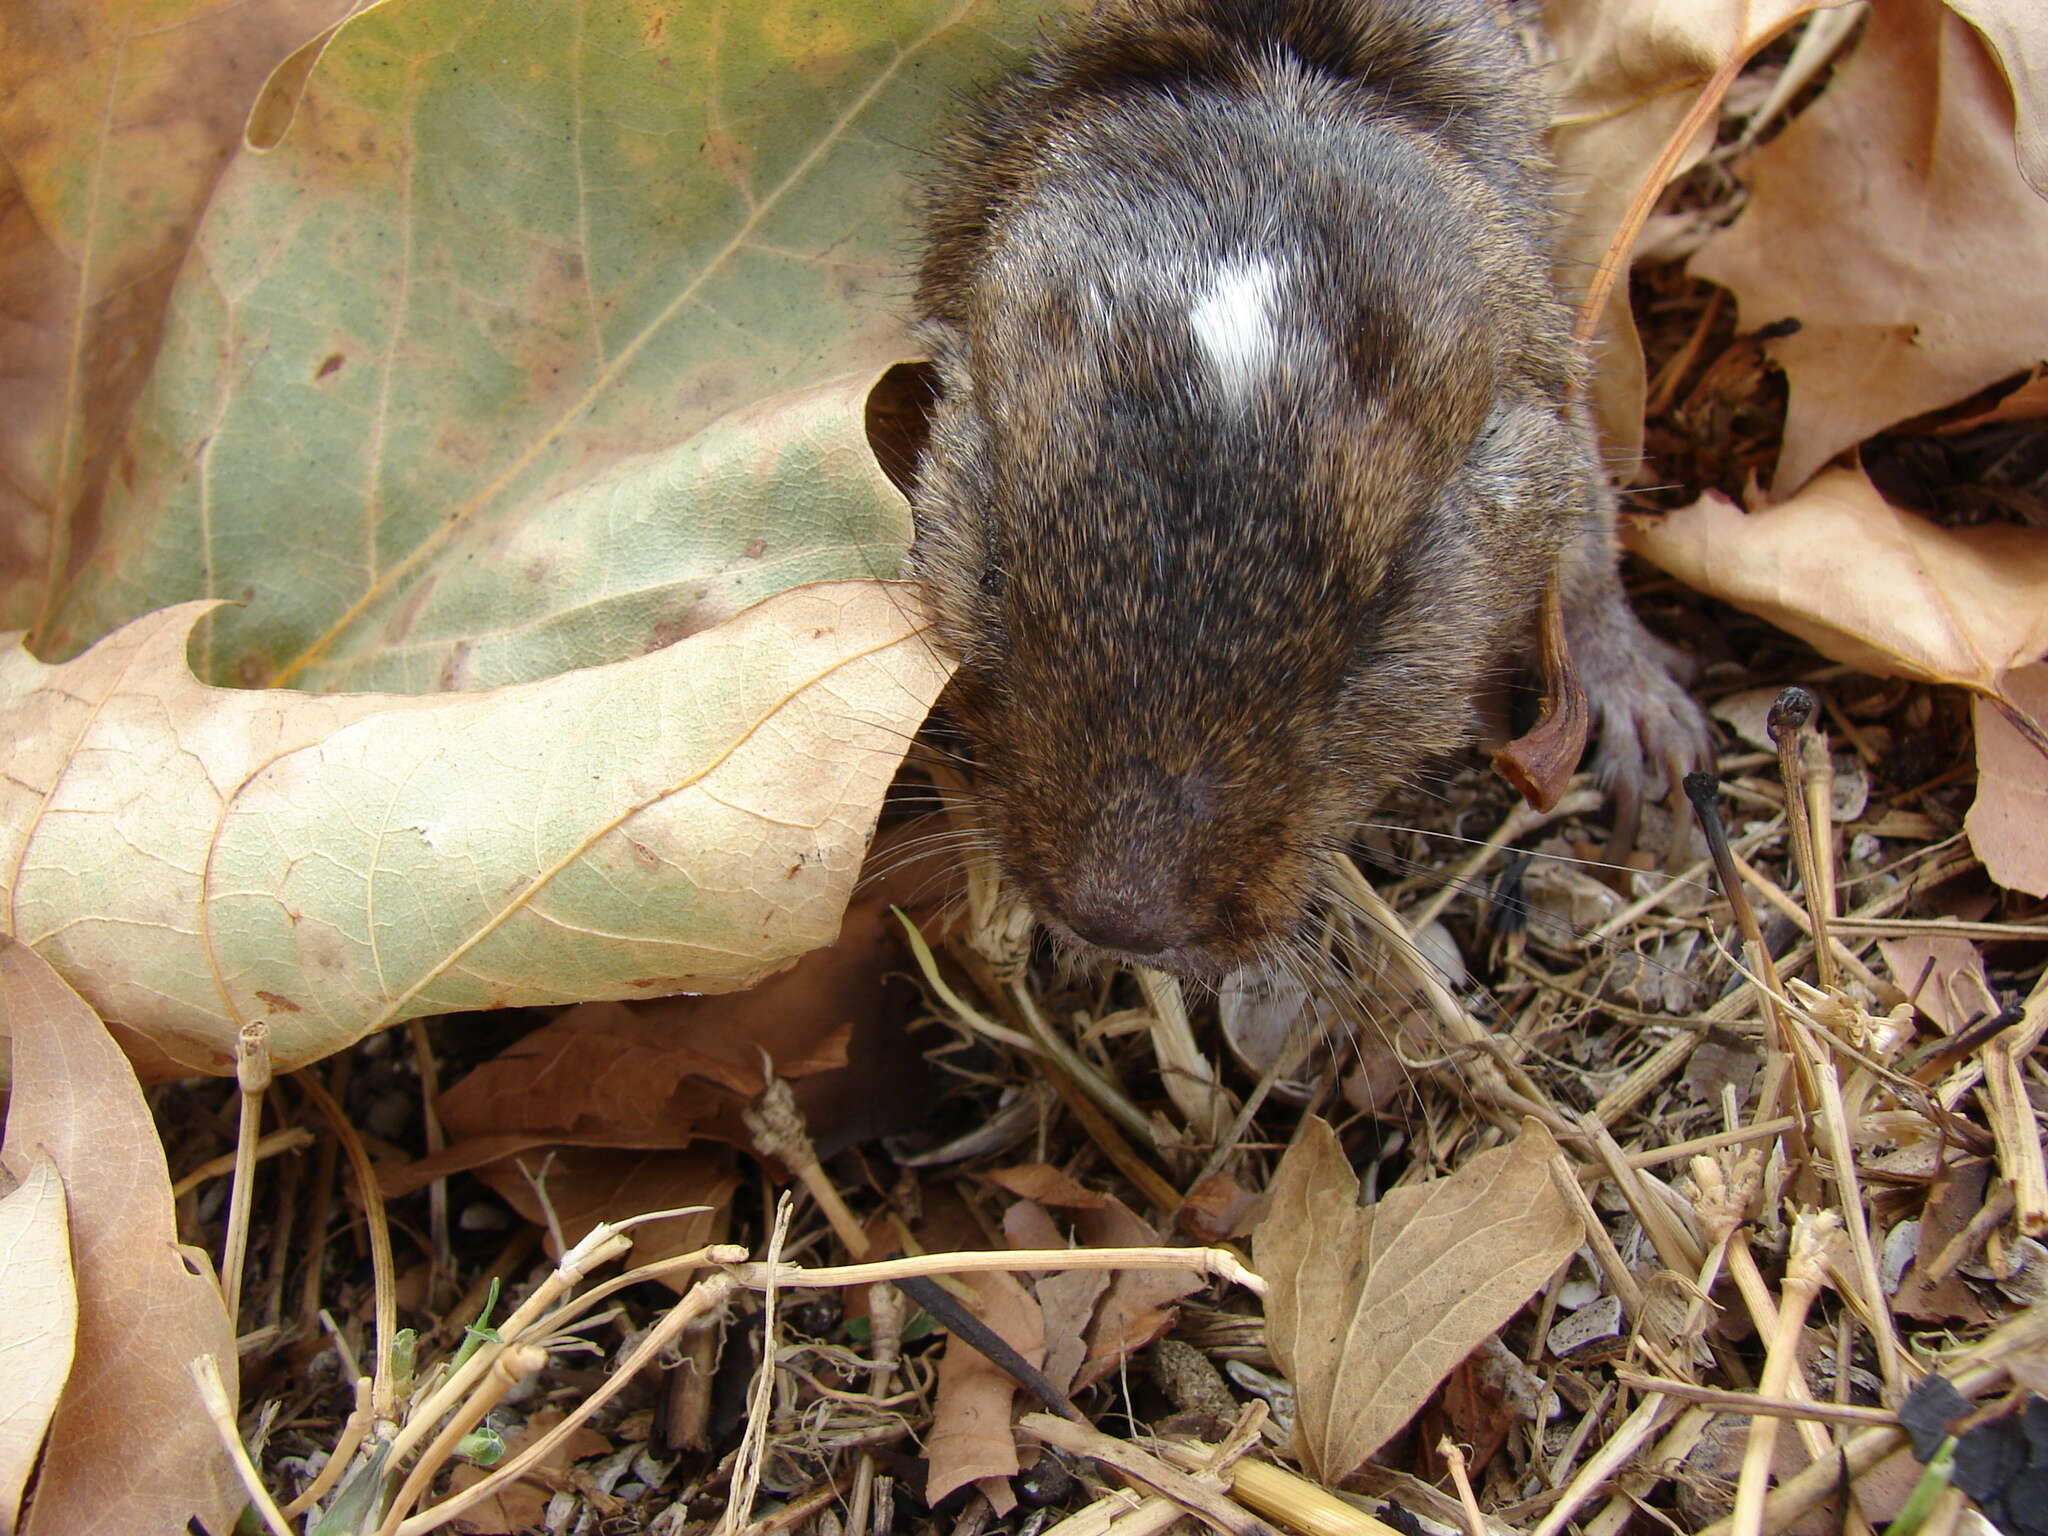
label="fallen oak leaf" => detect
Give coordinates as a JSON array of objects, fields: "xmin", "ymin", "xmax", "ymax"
[
  {"xmin": 1946, "ymin": 0, "xmax": 2048, "ymax": 196},
  {"xmin": 0, "ymin": 584, "xmax": 950, "ymax": 1076},
  {"xmin": 1968, "ymin": 665, "xmax": 2048, "ymax": 896},
  {"xmin": 0, "ymin": 940, "xmax": 239, "ymax": 1536},
  {"xmin": 1253, "ymin": 1116, "xmax": 1580, "ymax": 1483},
  {"xmin": 0, "ymin": 1154, "xmax": 75, "ymax": 1531},
  {"xmin": 925, "ymin": 1267, "xmax": 1046, "ymax": 1512},
  {"xmin": 1688, "ymin": 0, "xmax": 2048, "ymax": 491},
  {"xmin": 1070, "ymin": 1195, "xmax": 1204, "ymax": 1394},
  {"xmin": 1542, "ymin": 0, "xmax": 1841, "ymax": 466},
  {"xmin": 1622, "ymin": 468, "xmax": 2048, "ymax": 754},
  {"xmin": 35, "ymin": 0, "xmax": 1051, "ymax": 693}
]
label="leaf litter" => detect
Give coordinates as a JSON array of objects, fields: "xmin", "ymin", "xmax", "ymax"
[{"xmin": 0, "ymin": 0, "xmax": 2045, "ymax": 1534}]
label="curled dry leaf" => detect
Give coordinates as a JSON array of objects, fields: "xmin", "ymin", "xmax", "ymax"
[
  {"xmin": 1627, "ymin": 470, "xmax": 2048, "ymax": 888},
  {"xmin": 1689, "ymin": 0, "xmax": 2048, "ymax": 491},
  {"xmin": 1946, "ymin": 0, "xmax": 2048, "ymax": 196},
  {"xmin": 0, "ymin": 585, "xmax": 950, "ymax": 1075},
  {"xmin": 1541, "ymin": 0, "xmax": 1833, "ymax": 464},
  {"xmin": 1879, "ymin": 934, "xmax": 1996, "ymax": 1034},
  {"xmin": 1253, "ymin": 1116, "xmax": 1580, "ymax": 1484},
  {"xmin": 0, "ymin": 941, "xmax": 238, "ymax": 1536},
  {"xmin": 1968, "ymin": 666, "xmax": 2048, "ymax": 896},
  {"xmin": 1624, "ymin": 468, "xmax": 2048, "ymax": 701},
  {"xmin": 925, "ymin": 1268, "xmax": 1046, "ymax": 1511},
  {"xmin": 0, "ymin": 1155, "xmax": 74, "ymax": 1532}
]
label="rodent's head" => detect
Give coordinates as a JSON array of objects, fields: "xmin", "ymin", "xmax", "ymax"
[{"xmin": 909, "ymin": 242, "xmax": 1572, "ymax": 977}]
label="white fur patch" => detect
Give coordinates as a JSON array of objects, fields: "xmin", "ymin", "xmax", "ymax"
[{"xmin": 1188, "ymin": 256, "xmax": 1284, "ymax": 398}]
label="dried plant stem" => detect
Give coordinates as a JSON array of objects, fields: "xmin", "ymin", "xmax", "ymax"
[
  {"xmin": 747, "ymin": 1071, "xmax": 870, "ymax": 1257},
  {"xmin": 1548, "ymin": 1153, "xmax": 1645, "ymax": 1320},
  {"xmin": 1788, "ymin": 1013, "xmax": 1906, "ymax": 1399},
  {"xmin": 1723, "ymin": 1233, "xmax": 1835, "ymax": 1462},
  {"xmin": 1582, "ymin": 1405, "xmax": 1715, "ymax": 1536},
  {"xmin": 720, "ymin": 1195, "xmax": 794, "ymax": 1536},
  {"xmin": 1154, "ymin": 1444, "xmax": 1406, "ymax": 1536},
  {"xmin": 1624, "ymin": 1116, "xmax": 1804, "ymax": 1170},
  {"xmin": 1731, "ymin": 1211, "xmax": 1842, "ymax": 1536},
  {"xmin": 1038, "ymin": 1487, "xmax": 1178, "ymax": 1535},
  {"xmin": 1728, "ymin": 848, "xmax": 1878, "ymax": 992},
  {"xmin": 1577, "ymin": 1114, "xmax": 1704, "ymax": 1277},
  {"xmin": 896, "ymin": 906, "xmax": 1157, "ymax": 1147},
  {"xmin": 397, "ymin": 1270, "xmax": 740, "ymax": 1536},
  {"xmin": 1333, "ymin": 857, "xmax": 1571, "ymax": 1135},
  {"xmin": 294, "ymin": 1065, "xmax": 398, "ymax": 1419},
  {"xmin": 283, "ymin": 1374, "xmax": 374, "ymax": 1518},
  {"xmin": 1698, "ymin": 1291, "xmax": 2048, "ymax": 1535},
  {"xmin": 222, "ymin": 1021, "xmax": 272, "ymax": 1333},
  {"xmin": 296, "ymin": 1053, "xmax": 351, "ymax": 1329},
  {"xmin": 1582, "ymin": 817, "xmax": 1781, "ymax": 949},
  {"xmin": 1768, "ymin": 689, "xmax": 1839, "ymax": 991},
  {"xmin": 172, "ymin": 1127, "xmax": 314, "ymax": 1199},
  {"xmin": 381, "ymin": 1223, "xmax": 634, "ymax": 1475},
  {"xmin": 845, "ymin": 1281, "xmax": 908, "ymax": 1536},
  {"xmin": 724, "ymin": 1243, "xmax": 1265, "ymax": 1298},
  {"xmin": 1021, "ymin": 1413, "xmax": 1267, "ymax": 1536},
  {"xmin": 1401, "ymin": 786, "xmax": 1604, "ymax": 934},
  {"xmin": 191, "ymin": 1353, "xmax": 294, "ymax": 1536},
  {"xmin": 1135, "ymin": 966, "xmax": 1233, "ymax": 1142},
  {"xmin": 1614, "ymin": 1370, "xmax": 1894, "ymax": 1428},
  {"xmin": 404, "ymin": 1017, "xmax": 452, "ymax": 1305},
  {"xmin": 1529, "ymin": 1391, "xmax": 1676, "ymax": 1536},
  {"xmin": 1437, "ymin": 1439, "xmax": 1487, "ymax": 1536},
  {"xmin": 1982, "ymin": 967, "xmax": 2048, "ymax": 1235},
  {"xmin": 373, "ymin": 1341, "xmax": 549, "ymax": 1536}
]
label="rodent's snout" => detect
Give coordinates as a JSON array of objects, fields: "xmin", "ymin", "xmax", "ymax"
[
  {"xmin": 996, "ymin": 758, "xmax": 1316, "ymax": 977},
  {"xmin": 1048, "ymin": 870, "xmax": 1204, "ymax": 960}
]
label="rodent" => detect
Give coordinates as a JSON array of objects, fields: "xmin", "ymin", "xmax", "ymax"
[{"xmin": 907, "ymin": 0, "xmax": 1714, "ymax": 978}]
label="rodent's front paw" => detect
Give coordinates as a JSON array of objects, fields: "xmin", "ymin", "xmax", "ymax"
[
  {"xmin": 1568, "ymin": 596, "xmax": 1716, "ymax": 811},
  {"xmin": 1588, "ymin": 646, "xmax": 1716, "ymax": 807}
]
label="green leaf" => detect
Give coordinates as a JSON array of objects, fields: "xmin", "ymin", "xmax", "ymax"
[{"xmin": 40, "ymin": 0, "xmax": 1059, "ymax": 689}]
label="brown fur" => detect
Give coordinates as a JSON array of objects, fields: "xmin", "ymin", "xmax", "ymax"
[{"xmin": 909, "ymin": 0, "xmax": 1711, "ymax": 976}]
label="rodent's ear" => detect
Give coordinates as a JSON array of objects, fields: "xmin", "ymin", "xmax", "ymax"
[
  {"xmin": 865, "ymin": 360, "xmax": 940, "ymax": 498},
  {"xmin": 1492, "ymin": 575, "xmax": 1587, "ymax": 812}
]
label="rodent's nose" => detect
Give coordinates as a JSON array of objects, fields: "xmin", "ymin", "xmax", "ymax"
[{"xmin": 1059, "ymin": 888, "xmax": 1196, "ymax": 957}]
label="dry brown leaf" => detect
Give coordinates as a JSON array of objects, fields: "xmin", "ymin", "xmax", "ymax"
[
  {"xmin": 1626, "ymin": 470, "xmax": 2048, "ymax": 890},
  {"xmin": 1624, "ymin": 467, "xmax": 2048, "ymax": 705},
  {"xmin": 1542, "ymin": 0, "xmax": 1834, "ymax": 464},
  {"xmin": 1968, "ymin": 665, "xmax": 2048, "ymax": 896},
  {"xmin": 435, "ymin": 1000, "xmax": 850, "ymax": 1146},
  {"xmin": 1069, "ymin": 1197, "xmax": 1204, "ymax": 1394},
  {"xmin": 1689, "ymin": 0, "xmax": 2048, "ymax": 490},
  {"xmin": 0, "ymin": 1154, "xmax": 74, "ymax": 1531},
  {"xmin": 988, "ymin": 1165, "xmax": 1112, "ymax": 1210},
  {"xmin": 1002, "ymin": 1201, "xmax": 1110, "ymax": 1400},
  {"xmin": 0, "ymin": 940, "xmax": 238, "ymax": 1536},
  {"xmin": 1948, "ymin": 0, "xmax": 2048, "ymax": 195},
  {"xmin": 1879, "ymin": 934, "xmax": 1996, "ymax": 1034},
  {"xmin": 1894, "ymin": 1160, "xmax": 1996, "ymax": 1324},
  {"xmin": 1253, "ymin": 1116, "xmax": 1580, "ymax": 1483},
  {"xmin": 924, "ymin": 1268, "xmax": 1045, "ymax": 1509},
  {"xmin": 0, "ymin": 0, "xmax": 352, "ymax": 630},
  {"xmin": 472, "ymin": 1146, "xmax": 737, "ymax": 1281}
]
